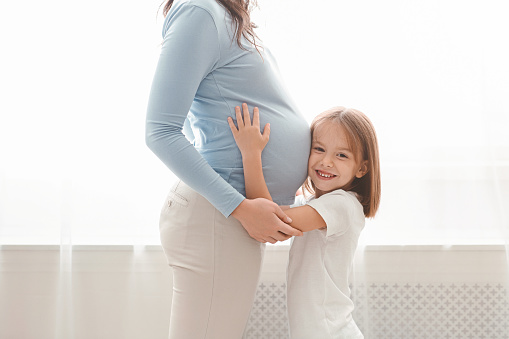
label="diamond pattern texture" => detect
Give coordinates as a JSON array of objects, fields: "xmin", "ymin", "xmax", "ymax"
[{"xmin": 244, "ymin": 283, "xmax": 509, "ymax": 339}]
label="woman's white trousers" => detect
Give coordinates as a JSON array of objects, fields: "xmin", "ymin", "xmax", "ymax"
[{"xmin": 159, "ymin": 180, "xmax": 265, "ymax": 339}]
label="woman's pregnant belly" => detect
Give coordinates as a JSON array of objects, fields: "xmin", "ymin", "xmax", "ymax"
[{"xmin": 194, "ymin": 110, "xmax": 311, "ymax": 205}]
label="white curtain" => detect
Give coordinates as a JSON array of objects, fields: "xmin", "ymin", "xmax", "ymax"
[{"xmin": 1, "ymin": 0, "xmax": 508, "ymax": 338}]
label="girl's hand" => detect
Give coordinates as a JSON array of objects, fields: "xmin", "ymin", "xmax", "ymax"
[{"xmin": 228, "ymin": 103, "xmax": 270, "ymax": 156}]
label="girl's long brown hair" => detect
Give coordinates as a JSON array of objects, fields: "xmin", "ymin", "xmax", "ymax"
[
  {"xmin": 304, "ymin": 107, "xmax": 381, "ymax": 218},
  {"xmin": 161, "ymin": 0, "xmax": 260, "ymax": 51}
]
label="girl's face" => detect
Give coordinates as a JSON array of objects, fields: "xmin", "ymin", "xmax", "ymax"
[{"xmin": 307, "ymin": 121, "xmax": 367, "ymax": 198}]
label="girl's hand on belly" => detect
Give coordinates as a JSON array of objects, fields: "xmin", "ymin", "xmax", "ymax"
[{"xmin": 227, "ymin": 103, "xmax": 270, "ymax": 158}]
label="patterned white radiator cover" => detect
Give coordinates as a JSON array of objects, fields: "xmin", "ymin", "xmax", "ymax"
[{"xmin": 243, "ymin": 282, "xmax": 509, "ymax": 339}]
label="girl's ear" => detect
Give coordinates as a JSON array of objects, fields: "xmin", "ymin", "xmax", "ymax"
[{"xmin": 356, "ymin": 160, "xmax": 368, "ymax": 178}]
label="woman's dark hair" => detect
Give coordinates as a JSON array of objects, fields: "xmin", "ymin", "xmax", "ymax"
[{"xmin": 161, "ymin": 0, "xmax": 260, "ymax": 51}]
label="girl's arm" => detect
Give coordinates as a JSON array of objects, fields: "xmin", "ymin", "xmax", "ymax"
[
  {"xmin": 228, "ymin": 104, "xmax": 273, "ymax": 201},
  {"xmin": 228, "ymin": 104, "xmax": 326, "ymax": 232}
]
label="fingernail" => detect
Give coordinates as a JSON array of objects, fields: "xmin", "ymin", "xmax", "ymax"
[{"xmin": 287, "ymin": 217, "xmax": 292, "ymax": 223}]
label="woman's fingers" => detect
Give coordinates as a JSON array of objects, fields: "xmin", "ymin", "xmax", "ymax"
[
  {"xmin": 272, "ymin": 232, "xmax": 292, "ymax": 242},
  {"xmin": 274, "ymin": 206, "xmax": 303, "ymax": 237},
  {"xmin": 278, "ymin": 223, "xmax": 303, "ymax": 237}
]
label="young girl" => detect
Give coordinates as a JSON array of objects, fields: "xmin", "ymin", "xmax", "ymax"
[{"xmin": 227, "ymin": 103, "xmax": 381, "ymax": 338}]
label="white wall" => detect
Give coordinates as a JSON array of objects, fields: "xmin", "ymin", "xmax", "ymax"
[{"xmin": 1, "ymin": 245, "xmax": 508, "ymax": 339}]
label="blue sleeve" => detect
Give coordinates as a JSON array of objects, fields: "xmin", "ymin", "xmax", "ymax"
[
  {"xmin": 182, "ymin": 117, "xmax": 194, "ymax": 144},
  {"xmin": 145, "ymin": 4, "xmax": 245, "ymax": 217}
]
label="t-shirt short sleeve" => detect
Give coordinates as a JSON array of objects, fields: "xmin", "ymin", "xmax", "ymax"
[
  {"xmin": 291, "ymin": 194, "xmax": 307, "ymax": 208},
  {"xmin": 306, "ymin": 190, "xmax": 360, "ymax": 237}
]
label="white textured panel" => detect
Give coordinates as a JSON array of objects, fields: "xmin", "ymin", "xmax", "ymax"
[
  {"xmin": 244, "ymin": 282, "xmax": 289, "ymax": 339},
  {"xmin": 245, "ymin": 282, "xmax": 509, "ymax": 339}
]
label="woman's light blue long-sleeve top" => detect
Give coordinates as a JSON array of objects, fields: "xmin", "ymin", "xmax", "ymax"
[{"xmin": 145, "ymin": 0, "xmax": 310, "ymax": 217}]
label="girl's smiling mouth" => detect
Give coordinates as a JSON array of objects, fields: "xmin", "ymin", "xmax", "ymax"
[{"xmin": 316, "ymin": 170, "xmax": 337, "ymax": 179}]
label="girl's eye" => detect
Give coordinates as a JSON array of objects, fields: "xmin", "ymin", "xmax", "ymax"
[
  {"xmin": 337, "ymin": 153, "xmax": 348, "ymax": 158},
  {"xmin": 313, "ymin": 147, "xmax": 325, "ymax": 152}
]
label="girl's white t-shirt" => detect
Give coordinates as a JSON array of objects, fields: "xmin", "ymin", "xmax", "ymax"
[{"xmin": 287, "ymin": 189, "xmax": 365, "ymax": 338}]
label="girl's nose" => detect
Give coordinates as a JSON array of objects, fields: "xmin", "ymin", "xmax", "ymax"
[{"xmin": 321, "ymin": 155, "xmax": 334, "ymax": 168}]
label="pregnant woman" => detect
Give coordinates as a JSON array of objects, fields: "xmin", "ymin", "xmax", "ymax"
[{"xmin": 145, "ymin": 0, "xmax": 310, "ymax": 338}]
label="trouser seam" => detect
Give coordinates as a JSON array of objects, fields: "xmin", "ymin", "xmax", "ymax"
[{"xmin": 203, "ymin": 206, "xmax": 218, "ymax": 338}]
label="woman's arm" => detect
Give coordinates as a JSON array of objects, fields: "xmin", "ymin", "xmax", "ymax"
[
  {"xmin": 146, "ymin": 5, "xmax": 300, "ymax": 243},
  {"xmin": 146, "ymin": 5, "xmax": 243, "ymax": 216},
  {"xmin": 228, "ymin": 104, "xmax": 325, "ymax": 232}
]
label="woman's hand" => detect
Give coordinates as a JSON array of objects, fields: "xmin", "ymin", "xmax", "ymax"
[
  {"xmin": 227, "ymin": 103, "xmax": 270, "ymax": 157},
  {"xmin": 231, "ymin": 198, "xmax": 303, "ymax": 243}
]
